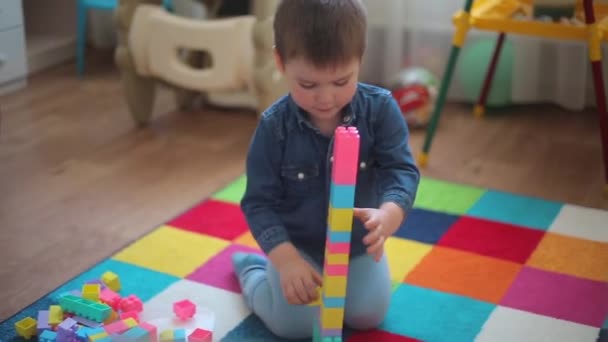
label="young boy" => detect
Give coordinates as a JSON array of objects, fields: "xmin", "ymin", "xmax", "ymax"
[{"xmin": 232, "ymin": 0, "xmax": 420, "ymax": 339}]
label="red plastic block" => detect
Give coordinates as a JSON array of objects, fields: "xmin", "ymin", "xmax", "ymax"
[
  {"xmin": 188, "ymin": 328, "xmax": 212, "ymax": 342},
  {"xmin": 120, "ymin": 311, "xmax": 139, "ymax": 323},
  {"xmin": 99, "ymin": 289, "xmax": 121, "ymax": 311},
  {"xmin": 120, "ymin": 295, "xmax": 143, "ymax": 313},
  {"xmin": 173, "ymin": 300, "xmax": 196, "ymax": 320},
  {"xmin": 331, "ymin": 126, "xmax": 360, "ymax": 185},
  {"xmin": 139, "ymin": 322, "xmax": 158, "ymax": 342}
]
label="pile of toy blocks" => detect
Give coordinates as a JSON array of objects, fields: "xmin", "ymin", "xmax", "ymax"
[{"xmin": 13, "ymin": 271, "xmax": 212, "ymax": 342}]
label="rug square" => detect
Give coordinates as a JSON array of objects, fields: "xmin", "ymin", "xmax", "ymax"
[
  {"xmin": 437, "ymin": 216, "xmax": 545, "ymax": 263},
  {"xmin": 500, "ymin": 266, "xmax": 608, "ymax": 327},
  {"xmin": 233, "ymin": 231, "xmax": 261, "ymax": 250},
  {"xmin": 476, "ymin": 306, "xmax": 601, "ymax": 342},
  {"xmin": 221, "ymin": 314, "xmax": 300, "ymax": 341},
  {"xmin": 605, "ymin": 319, "xmax": 608, "ymax": 329},
  {"xmin": 395, "ymin": 208, "xmax": 460, "ymax": 244},
  {"xmin": 413, "ymin": 178, "xmax": 485, "ymax": 215},
  {"xmin": 168, "ymin": 199, "xmax": 248, "ymax": 240},
  {"xmin": 112, "ymin": 226, "xmax": 230, "ymax": 278},
  {"xmin": 380, "ymin": 283, "xmax": 496, "ymax": 342},
  {"xmin": 549, "ymin": 204, "xmax": 608, "ymax": 242},
  {"xmin": 599, "ymin": 329, "xmax": 608, "ymax": 342},
  {"xmin": 384, "ymin": 237, "xmax": 433, "ymax": 282},
  {"xmin": 139, "ymin": 279, "xmax": 250, "ymax": 341},
  {"xmin": 405, "ymin": 246, "xmax": 522, "ymax": 303},
  {"xmin": 211, "ymin": 175, "xmax": 247, "ymax": 204},
  {"xmin": 526, "ymin": 232, "xmax": 608, "ymax": 282},
  {"xmin": 347, "ymin": 329, "xmax": 422, "ymax": 341},
  {"xmin": 467, "ymin": 190, "xmax": 562, "ymax": 230},
  {"xmin": 187, "ymin": 244, "xmax": 264, "ymax": 293}
]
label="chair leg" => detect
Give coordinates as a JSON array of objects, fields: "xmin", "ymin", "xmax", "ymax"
[
  {"xmin": 419, "ymin": 0, "xmax": 474, "ymax": 167},
  {"xmin": 474, "ymin": 32, "xmax": 506, "ymax": 118},
  {"xmin": 583, "ymin": 0, "xmax": 608, "ymax": 194},
  {"xmin": 77, "ymin": 0, "xmax": 87, "ymax": 76}
]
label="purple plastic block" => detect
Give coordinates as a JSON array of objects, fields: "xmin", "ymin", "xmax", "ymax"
[
  {"xmin": 70, "ymin": 289, "xmax": 82, "ymax": 297},
  {"xmin": 86, "ymin": 279, "xmax": 107, "ymax": 290},
  {"xmin": 73, "ymin": 315, "xmax": 103, "ymax": 328},
  {"xmin": 37, "ymin": 310, "xmax": 50, "ymax": 334},
  {"xmin": 57, "ymin": 317, "xmax": 78, "ymax": 342}
]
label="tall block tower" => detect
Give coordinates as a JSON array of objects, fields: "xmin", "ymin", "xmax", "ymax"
[{"xmin": 313, "ymin": 126, "xmax": 360, "ymax": 342}]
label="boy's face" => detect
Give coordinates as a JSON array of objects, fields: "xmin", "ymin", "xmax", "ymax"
[{"xmin": 275, "ymin": 53, "xmax": 360, "ymax": 123}]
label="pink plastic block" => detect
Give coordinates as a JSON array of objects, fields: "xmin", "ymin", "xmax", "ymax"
[
  {"xmin": 188, "ymin": 328, "xmax": 212, "ymax": 342},
  {"xmin": 120, "ymin": 311, "xmax": 139, "ymax": 323},
  {"xmin": 331, "ymin": 126, "xmax": 360, "ymax": 185},
  {"xmin": 324, "ymin": 264, "xmax": 348, "ymax": 276},
  {"xmin": 104, "ymin": 320, "xmax": 130, "ymax": 335},
  {"xmin": 139, "ymin": 322, "xmax": 158, "ymax": 342},
  {"xmin": 173, "ymin": 300, "xmax": 196, "ymax": 320},
  {"xmin": 326, "ymin": 241, "xmax": 350, "ymax": 254},
  {"xmin": 119, "ymin": 295, "xmax": 143, "ymax": 313},
  {"xmin": 100, "ymin": 288, "xmax": 121, "ymax": 311}
]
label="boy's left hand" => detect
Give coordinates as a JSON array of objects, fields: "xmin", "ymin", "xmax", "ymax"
[{"xmin": 353, "ymin": 203, "xmax": 404, "ymax": 262}]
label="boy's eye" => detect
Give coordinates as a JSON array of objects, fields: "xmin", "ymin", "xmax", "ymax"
[
  {"xmin": 299, "ymin": 83, "xmax": 316, "ymax": 89},
  {"xmin": 334, "ymin": 80, "xmax": 349, "ymax": 87}
]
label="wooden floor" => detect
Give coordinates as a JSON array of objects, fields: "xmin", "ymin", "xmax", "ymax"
[{"xmin": 1, "ymin": 57, "xmax": 606, "ymax": 322}]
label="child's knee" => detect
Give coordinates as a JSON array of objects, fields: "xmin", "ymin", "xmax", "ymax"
[{"xmin": 265, "ymin": 317, "xmax": 312, "ymax": 340}]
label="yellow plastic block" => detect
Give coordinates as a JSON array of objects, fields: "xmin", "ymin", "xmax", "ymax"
[
  {"xmin": 124, "ymin": 317, "xmax": 138, "ymax": 328},
  {"xmin": 89, "ymin": 331, "xmax": 109, "ymax": 341},
  {"xmin": 101, "ymin": 271, "xmax": 121, "ymax": 292},
  {"xmin": 307, "ymin": 287, "xmax": 323, "ymax": 306},
  {"xmin": 326, "ymin": 253, "xmax": 349, "ymax": 265},
  {"xmin": 328, "ymin": 207, "xmax": 354, "ymax": 232},
  {"xmin": 160, "ymin": 329, "xmax": 174, "ymax": 342},
  {"xmin": 323, "ymin": 274, "xmax": 347, "ymax": 297},
  {"xmin": 82, "ymin": 284, "xmax": 101, "ymax": 302},
  {"xmin": 320, "ymin": 308, "xmax": 345, "ymax": 329},
  {"xmin": 48, "ymin": 305, "xmax": 63, "ymax": 325},
  {"xmin": 14, "ymin": 317, "xmax": 37, "ymax": 339}
]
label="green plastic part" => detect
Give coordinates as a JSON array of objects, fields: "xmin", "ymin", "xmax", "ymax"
[{"xmin": 58, "ymin": 294, "xmax": 111, "ymax": 322}]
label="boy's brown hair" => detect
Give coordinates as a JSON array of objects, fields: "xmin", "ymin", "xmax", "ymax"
[{"xmin": 273, "ymin": 0, "xmax": 367, "ymax": 68}]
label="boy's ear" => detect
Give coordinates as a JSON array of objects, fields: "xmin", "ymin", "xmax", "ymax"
[{"xmin": 273, "ymin": 47, "xmax": 286, "ymax": 74}]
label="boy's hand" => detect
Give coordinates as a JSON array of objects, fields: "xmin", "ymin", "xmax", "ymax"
[
  {"xmin": 353, "ymin": 202, "xmax": 405, "ymax": 262},
  {"xmin": 269, "ymin": 242, "xmax": 323, "ymax": 305}
]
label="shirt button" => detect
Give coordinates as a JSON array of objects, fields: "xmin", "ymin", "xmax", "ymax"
[
  {"xmin": 297, "ymin": 172, "xmax": 305, "ymax": 180},
  {"xmin": 360, "ymin": 162, "xmax": 367, "ymax": 169},
  {"xmin": 343, "ymin": 115, "xmax": 351, "ymax": 122},
  {"xmin": 330, "ymin": 156, "xmax": 334, "ymax": 163}
]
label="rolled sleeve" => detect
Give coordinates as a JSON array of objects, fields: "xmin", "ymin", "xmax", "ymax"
[
  {"xmin": 240, "ymin": 116, "xmax": 290, "ymax": 255},
  {"xmin": 374, "ymin": 95, "xmax": 421, "ymax": 213}
]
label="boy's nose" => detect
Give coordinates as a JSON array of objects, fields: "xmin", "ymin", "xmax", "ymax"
[{"xmin": 316, "ymin": 91, "xmax": 333, "ymax": 105}]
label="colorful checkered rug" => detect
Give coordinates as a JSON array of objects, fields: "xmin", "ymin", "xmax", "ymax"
[{"xmin": 1, "ymin": 176, "xmax": 607, "ymax": 341}]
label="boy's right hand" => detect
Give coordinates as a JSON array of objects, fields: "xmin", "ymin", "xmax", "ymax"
[{"xmin": 268, "ymin": 242, "xmax": 323, "ymax": 305}]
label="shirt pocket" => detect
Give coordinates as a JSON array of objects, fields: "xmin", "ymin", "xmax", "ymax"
[{"xmin": 281, "ymin": 163, "xmax": 323, "ymax": 197}]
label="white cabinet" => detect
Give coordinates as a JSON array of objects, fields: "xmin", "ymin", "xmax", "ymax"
[
  {"xmin": 0, "ymin": 0, "xmax": 28, "ymax": 95},
  {"xmin": 0, "ymin": 0, "xmax": 77, "ymax": 96}
]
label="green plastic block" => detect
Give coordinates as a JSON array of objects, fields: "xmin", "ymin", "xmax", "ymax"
[{"xmin": 58, "ymin": 294, "xmax": 111, "ymax": 322}]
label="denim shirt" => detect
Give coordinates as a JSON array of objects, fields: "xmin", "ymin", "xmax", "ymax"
[{"xmin": 240, "ymin": 82, "xmax": 420, "ymax": 262}]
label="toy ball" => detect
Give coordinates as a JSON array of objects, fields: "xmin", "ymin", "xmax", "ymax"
[{"xmin": 389, "ymin": 67, "xmax": 438, "ymax": 128}]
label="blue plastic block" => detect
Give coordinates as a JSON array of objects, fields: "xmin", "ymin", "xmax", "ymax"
[{"xmin": 330, "ymin": 183, "xmax": 356, "ymax": 208}]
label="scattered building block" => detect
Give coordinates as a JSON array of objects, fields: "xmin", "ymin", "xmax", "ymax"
[
  {"xmin": 173, "ymin": 299, "xmax": 196, "ymax": 320},
  {"xmin": 174, "ymin": 328, "xmax": 187, "ymax": 342},
  {"xmin": 88, "ymin": 327, "xmax": 109, "ymax": 341},
  {"xmin": 14, "ymin": 316, "xmax": 37, "ymax": 339},
  {"xmin": 58, "ymin": 294, "xmax": 111, "ymax": 322},
  {"xmin": 139, "ymin": 322, "xmax": 158, "ymax": 342},
  {"xmin": 120, "ymin": 294, "xmax": 143, "ymax": 313},
  {"xmin": 188, "ymin": 328, "xmax": 212, "ymax": 342},
  {"xmin": 85, "ymin": 279, "xmax": 107, "ymax": 290},
  {"xmin": 101, "ymin": 271, "xmax": 121, "ymax": 292},
  {"xmin": 49, "ymin": 305, "xmax": 64, "ymax": 325},
  {"xmin": 160, "ymin": 329, "xmax": 174, "ymax": 342},
  {"xmin": 100, "ymin": 288, "xmax": 121, "ymax": 310},
  {"xmin": 104, "ymin": 310, "xmax": 119, "ymax": 325},
  {"xmin": 82, "ymin": 283, "xmax": 101, "ymax": 302},
  {"xmin": 121, "ymin": 326, "xmax": 150, "ymax": 342},
  {"xmin": 104, "ymin": 317, "xmax": 138, "ymax": 335},
  {"xmin": 57, "ymin": 317, "xmax": 78, "ymax": 342},
  {"xmin": 37, "ymin": 310, "xmax": 50, "ymax": 335},
  {"xmin": 39, "ymin": 330, "xmax": 57, "ymax": 342},
  {"xmin": 120, "ymin": 310, "xmax": 140, "ymax": 322},
  {"xmin": 73, "ymin": 315, "xmax": 104, "ymax": 328}
]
